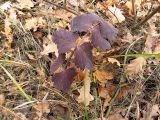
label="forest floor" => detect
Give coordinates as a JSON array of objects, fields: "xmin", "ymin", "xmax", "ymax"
[{"xmin": 0, "ymin": 0, "xmax": 160, "ymax": 120}]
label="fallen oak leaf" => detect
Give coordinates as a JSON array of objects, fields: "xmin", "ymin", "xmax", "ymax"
[
  {"xmin": 125, "ymin": 57, "xmax": 146, "ymax": 76},
  {"xmin": 76, "ymin": 69, "xmax": 94, "ymax": 106},
  {"xmin": 93, "ymin": 69, "xmax": 114, "ymax": 84},
  {"xmin": 35, "ymin": 101, "xmax": 50, "ymax": 118},
  {"xmin": 25, "ymin": 17, "xmax": 46, "ymax": 31},
  {"xmin": 107, "ymin": 5, "xmax": 125, "ymax": 23},
  {"xmin": 17, "ymin": 0, "xmax": 34, "ymax": 9},
  {"xmin": 41, "ymin": 34, "xmax": 58, "ymax": 57}
]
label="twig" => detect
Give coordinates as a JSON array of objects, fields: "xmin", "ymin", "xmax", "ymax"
[
  {"xmin": 132, "ymin": 5, "xmax": 160, "ymax": 30},
  {"xmin": 43, "ymin": 0, "xmax": 79, "ymax": 15}
]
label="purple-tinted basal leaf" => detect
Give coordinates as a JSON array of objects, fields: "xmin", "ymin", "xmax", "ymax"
[
  {"xmin": 52, "ymin": 68, "xmax": 77, "ymax": 92},
  {"xmin": 50, "ymin": 54, "xmax": 66, "ymax": 73},
  {"xmin": 71, "ymin": 13, "xmax": 101, "ymax": 32},
  {"xmin": 100, "ymin": 21, "xmax": 118, "ymax": 41},
  {"xmin": 52, "ymin": 29, "xmax": 78, "ymax": 53},
  {"xmin": 71, "ymin": 13, "xmax": 118, "ymax": 41},
  {"xmin": 74, "ymin": 43, "xmax": 93, "ymax": 70},
  {"xmin": 91, "ymin": 25, "xmax": 111, "ymax": 50}
]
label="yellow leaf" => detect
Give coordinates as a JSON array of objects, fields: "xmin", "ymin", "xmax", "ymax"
[
  {"xmin": 76, "ymin": 69, "xmax": 94, "ymax": 106},
  {"xmin": 126, "ymin": 57, "xmax": 146, "ymax": 76}
]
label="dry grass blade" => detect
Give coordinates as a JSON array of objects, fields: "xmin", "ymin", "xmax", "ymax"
[{"xmin": 0, "ymin": 64, "xmax": 32, "ymax": 102}]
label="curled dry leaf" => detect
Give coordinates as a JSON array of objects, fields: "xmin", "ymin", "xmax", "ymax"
[
  {"xmin": 94, "ymin": 69, "xmax": 114, "ymax": 84},
  {"xmin": 76, "ymin": 69, "xmax": 94, "ymax": 106},
  {"xmin": 41, "ymin": 34, "xmax": 58, "ymax": 57},
  {"xmin": 108, "ymin": 6, "xmax": 125, "ymax": 23},
  {"xmin": 125, "ymin": 57, "xmax": 146, "ymax": 76},
  {"xmin": 108, "ymin": 57, "xmax": 120, "ymax": 66}
]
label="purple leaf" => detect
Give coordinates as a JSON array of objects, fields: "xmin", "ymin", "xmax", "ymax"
[
  {"xmin": 100, "ymin": 21, "xmax": 117, "ymax": 41},
  {"xmin": 50, "ymin": 54, "xmax": 66, "ymax": 73},
  {"xmin": 52, "ymin": 29, "xmax": 78, "ymax": 53},
  {"xmin": 74, "ymin": 43, "xmax": 93, "ymax": 70},
  {"xmin": 52, "ymin": 68, "xmax": 77, "ymax": 92},
  {"xmin": 71, "ymin": 13, "xmax": 101, "ymax": 32},
  {"xmin": 91, "ymin": 25, "xmax": 111, "ymax": 50},
  {"xmin": 71, "ymin": 13, "xmax": 117, "ymax": 41}
]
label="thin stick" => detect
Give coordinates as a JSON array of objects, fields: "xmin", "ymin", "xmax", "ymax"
[
  {"xmin": 132, "ymin": 5, "xmax": 160, "ymax": 30},
  {"xmin": 43, "ymin": 0, "xmax": 79, "ymax": 15}
]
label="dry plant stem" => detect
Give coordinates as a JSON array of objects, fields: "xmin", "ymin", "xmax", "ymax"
[
  {"xmin": 105, "ymin": 87, "xmax": 121, "ymax": 118},
  {"xmin": 105, "ymin": 83, "xmax": 128, "ymax": 118},
  {"xmin": 43, "ymin": 0, "xmax": 79, "ymax": 15},
  {"xmin": 125, "ymin": 94, "xmax": 137, "ymax": 118},
  {"xmin": 132, "ymin": 0, "xmax": 136, "ymax": 20},
  {"xmin": 0, "ymin": 64, "xmax": 32, "ymax": 102},
  {"xmin": 64, "ymin": 0, "xmax": 67, "ymax": 7},
  {"xmin": 132, "ymin": 5, "xmax": 160, "ymax": 30},
  {"xmin": 0, "ymin": 105, "xmax": 23, "ymax": 120}
]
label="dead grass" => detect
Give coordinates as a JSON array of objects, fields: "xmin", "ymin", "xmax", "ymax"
[{"xmin": 0, "ymin": 0, "xmax": 160, "ymax": 120}]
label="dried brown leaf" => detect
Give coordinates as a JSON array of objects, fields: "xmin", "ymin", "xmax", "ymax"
[
  {"xmin": 0, "ymin": 94, "xmax": 5, "ymax": 105},
  {"xmin": 98, "ymin": 86, "xmax": 111, "ymax": 107},
  {"xmin": 107, "ymin": 6, "xmax": 125, "ymax": 23},
  {"xmin": 149, "ymin": 104, "xmax": 160, "ymax": 120},
  {"xmin": 35, "ymin": 101, "xmax": 50, "ymax": 114},
  {"xmin": 17, "ymin": 0, "xmax": 34, "ymax": 9},
  {"xmin": 108, "ymin": 57, "xmax": 120, "ymax": 66},
  {"xmin": 106, "ymin": 113, "xmax": 127, "ymax": 120},
  {"xmin": 76, "ymin": 69, "xmax": 94, "ymax": 106},
  {"xmin": 25, "ymin": 17, "xmax": 46, "ymax": 31},
  {"xmin": 41, "ymin": 34, "xmax": 58, "ymax": 57},
  {"xmin": 126, "ymin": 57, "xmax": 146, "ymax": 76},
  {"xmin": 94, "ymin": 69, "xmax": 114, "ymax": 83}
]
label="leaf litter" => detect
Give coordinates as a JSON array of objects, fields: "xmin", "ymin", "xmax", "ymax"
[{"xmin": 0, "ymin": 0, "xmax": 160, "ymax": 119}]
